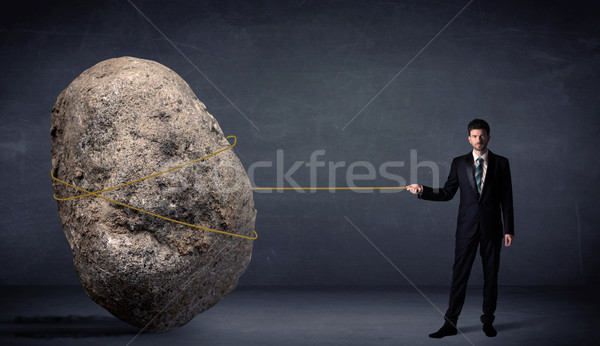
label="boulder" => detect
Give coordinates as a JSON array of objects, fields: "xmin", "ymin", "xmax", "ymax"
[{"xmin": 50, "ymin": 56, "xmax": 256, "ymax": 332}]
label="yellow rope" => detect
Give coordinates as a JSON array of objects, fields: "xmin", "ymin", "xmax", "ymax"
[
  {"xmin": 52, "ymin": 134, "xmax": 408, "ymax": 240},
  {"xmin": 251, "ymin": 187, "xmax": 407, "ymax": 190},
  {"xmin": 52, "ymin": 135, "xmax": 258, "ymax": 240}
]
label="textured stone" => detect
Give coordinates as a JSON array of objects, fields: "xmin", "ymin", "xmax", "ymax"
[{"xmin": 50, "ymin": 57, "xmax": 256, "ymax": 332}]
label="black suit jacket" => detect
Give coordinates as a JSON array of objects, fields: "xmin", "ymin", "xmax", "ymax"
[{"xmin": 419, "ymin": 150, "xmax": 514, "ymax": 239}]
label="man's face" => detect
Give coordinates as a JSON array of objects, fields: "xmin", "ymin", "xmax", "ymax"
[{"xmin": 468, "ymin": 129, "xmax": 490, "ymax": 152}]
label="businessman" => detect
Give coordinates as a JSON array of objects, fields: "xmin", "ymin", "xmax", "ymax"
[{"xmin": 406, "ymin": 119, "xmax": 514, "ymax": 338}]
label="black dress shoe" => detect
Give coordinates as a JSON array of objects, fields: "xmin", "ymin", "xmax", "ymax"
[
  {"xmin": 483, "ymin": 323, "xmax": 497, "ymax": 337},
  {"xmin": 429, "ymin": 324, "xmax": 458, "ymax": 338}
]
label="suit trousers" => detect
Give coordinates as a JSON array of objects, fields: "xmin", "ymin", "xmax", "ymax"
[{"xmin": 444, "ymin": 226, "xmax": 502, "ymax": 325}]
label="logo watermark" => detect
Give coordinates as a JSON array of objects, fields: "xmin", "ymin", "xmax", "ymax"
[{"xmin": 209, "ymin": 149, "xmax": 441, "ymax": 194}]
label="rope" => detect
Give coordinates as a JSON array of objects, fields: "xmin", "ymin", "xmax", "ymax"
[{"xmin": 51, "ymin": 135, "xmax": 258, "ymax": 240}]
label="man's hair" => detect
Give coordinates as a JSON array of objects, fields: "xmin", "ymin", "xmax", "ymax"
[{"xmin": 468, "ymin": 119, "xmax": 490, "ymax": 136}]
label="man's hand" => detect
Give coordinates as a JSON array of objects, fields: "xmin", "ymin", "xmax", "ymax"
[
  {"xmin": 406, "ymin": 184, "xmax": 423, "ymax": 195},
  {"xmin": 504, "ymin": 234, "xmax": 513, "ymax": 247}
]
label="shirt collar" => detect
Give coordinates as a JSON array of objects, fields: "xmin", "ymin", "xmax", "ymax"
[{"xmin": 472, "ymin": 150, "xmax": 488, "ymax": 163}]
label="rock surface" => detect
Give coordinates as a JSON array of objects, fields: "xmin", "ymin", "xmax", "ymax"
[{"xmin": 50, "ymin": 56, "xmax": 256, "ymax": 332}]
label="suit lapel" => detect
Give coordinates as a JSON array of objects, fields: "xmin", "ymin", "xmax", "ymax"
[{"xmin": 465, "ymin": 153, "xmax": 478, "ymax": 195}]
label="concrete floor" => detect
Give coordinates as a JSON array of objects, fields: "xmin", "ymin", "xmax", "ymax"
[{"xmin": 0, "ymin": 285, "xmax": 597, "ymax": 346}]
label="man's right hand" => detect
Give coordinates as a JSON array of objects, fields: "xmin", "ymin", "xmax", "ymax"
[{"xmin": 406, "ymin": 184, "xmax": 423, "ymax": 195}]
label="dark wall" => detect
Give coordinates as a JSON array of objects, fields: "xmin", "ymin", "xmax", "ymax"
[{"xmin": 1, "ymin": 0, "xmax": 599, "ymax": 286}]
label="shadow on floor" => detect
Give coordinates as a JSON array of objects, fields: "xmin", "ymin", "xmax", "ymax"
[
  {"xmin": 459, "ymin": 320, "xmax": 532, "ymax": 334},
  {"xmin": 0, "ymin": 315, "xmax": 141, "ymax": 339}
]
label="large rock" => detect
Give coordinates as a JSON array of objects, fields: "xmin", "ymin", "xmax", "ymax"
[{"xmin": 50, "ymin": 57, "xmax": 256, "ymax": 332}]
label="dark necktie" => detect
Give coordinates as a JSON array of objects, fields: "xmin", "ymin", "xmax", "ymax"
[{"xmin": 475, "ymin": 157, "xmax": 483, "ymax": 194}]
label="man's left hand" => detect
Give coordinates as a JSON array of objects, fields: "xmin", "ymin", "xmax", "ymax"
[{"xmin": 504, "ymin": 234, "xmax": 513, "ymax": 247}]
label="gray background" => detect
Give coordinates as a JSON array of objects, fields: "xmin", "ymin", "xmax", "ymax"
[{"xmin": 1, "ymin": 0, "xmax": 599, "ymax": 287}]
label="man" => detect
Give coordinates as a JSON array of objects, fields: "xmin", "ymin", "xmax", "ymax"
[{"xmin": 406, "ymin": 119, "xmax": 514, "ymax": 338}]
